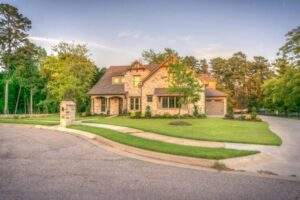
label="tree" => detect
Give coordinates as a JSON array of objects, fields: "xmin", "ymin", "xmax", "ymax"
[
  {"xmin": 211, "ymin": 52, "xmax": 273, "ymax": 109},
  {"xmin": 262, "ymin": 67, "xmax": 300, "ymax": 115},
  {"xmin": 247, "ymin": 56, "xmax": 273, "ymax": 108},
  {"xmin": 168, "ymin": 59, "xmax": 202, "ymax": 115},
  {"xmin": 0, "ymin": 3, "xmax": 31, "ymax": 114},
  {"xmin": 279, "ymin": 26, "xmax": 300, "ymax": 66},
  {"xmin": 142, "ymin": 48, "xmax": 179, "ymax": 64},
  {"xmin": 41, "ymin": 42, "xmax": 97, "ymax": 111},
  {"xmin": 273, "ymin": 57, "xmax": 294, "ymax": 75},
  {"xmin": 182, "ymin": 56, "xmax": 200, "ymax": 72},
  {"xmin": 199, "ymin": 59, "xmax": 209, "ymax": 73},
  {"xmin": 10, "ymin": 42, "xmax": 46, "ymax": 114}
]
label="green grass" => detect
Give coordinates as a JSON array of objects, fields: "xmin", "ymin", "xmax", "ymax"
[
  {"xmin": 0, "ymin": 114, "xmax": 59, "ymax": 126},
  {"xmin": 69, "ymin": 124, "xmax": 258, "ymax": 160},
  {"xmin": 81, "ymin": 116, "xmax": 282, "ymax": 146}
]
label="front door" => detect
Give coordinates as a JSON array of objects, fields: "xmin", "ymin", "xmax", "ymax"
[{"xmin": 109, "ymin": 97, "xmax": 120, "ymax": 115}]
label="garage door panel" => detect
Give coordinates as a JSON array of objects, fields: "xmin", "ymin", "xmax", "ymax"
[{"xmin": 206, "ymin": 99, "xmax": 224, "ymax": 115}]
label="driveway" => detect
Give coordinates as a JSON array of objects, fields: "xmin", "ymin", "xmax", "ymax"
[
  {"xmin": 0, "ymin": 125, "xmax": 299, "ymax": 200},
  {"xmin": 225, "ymin": 116, "xmax": 300, "ymax": 178}
]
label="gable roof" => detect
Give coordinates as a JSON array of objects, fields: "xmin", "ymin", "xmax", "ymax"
[
  {"xmin": 205, "ymin": 88, "xmax": 227, "ymax": 97},
  {"xmin": 87, "ymin": 64, "xmax": 159, "ymax": 95},
  {"xmin": 87, "ymin": 66, "xmax": 128, "ymax": 95}
]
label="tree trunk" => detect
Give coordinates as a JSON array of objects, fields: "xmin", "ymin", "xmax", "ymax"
[
  {"xmin": 14, "ymin": 86, "xmax": 22, "ymax": 114},
  {"xmin": 4, "ymin": 80, "xmax": 9, "ymax": 114},
  {"xmin": 29, "ymin": 88, "xmax": 33, "ymax": 115}
]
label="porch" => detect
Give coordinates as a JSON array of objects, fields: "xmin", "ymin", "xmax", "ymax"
[{"xmin": 91, "ymin": 95, "xmax": 126, "ymax": 115}]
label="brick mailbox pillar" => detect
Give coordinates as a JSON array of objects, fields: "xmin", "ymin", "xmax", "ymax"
[{"xmin": 60, "ymin": 101, "xmax": 76, "ymax": 127}]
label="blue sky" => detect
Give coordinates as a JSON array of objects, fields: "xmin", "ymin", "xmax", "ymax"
[{"xmin": 5, "ymin": 0, "xmax": 300, "ymax": 67}]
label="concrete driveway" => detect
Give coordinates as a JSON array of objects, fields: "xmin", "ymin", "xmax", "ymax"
[
  {"xmin": 1, "ymin": 125, "xmax": 299, "ymax": 200},
  {"xmin": 225, "ymin": 116, "xmax": 300, "ymax": 178}
]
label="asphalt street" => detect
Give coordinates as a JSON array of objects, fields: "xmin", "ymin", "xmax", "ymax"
[{"xmin": 0, "ymin": 125, "xmax": 299, "ymax": 200}]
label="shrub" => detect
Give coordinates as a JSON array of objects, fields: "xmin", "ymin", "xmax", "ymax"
[
  {"xmin": 144, "ymin": 106, "xmax": 152, "ymax": 118},
  {"xmin": 169, "ymin": 120, "xmax": 192, "ymax": 126},
  {"xmin": 225, "ymin": 101, "xmax": 234, "ymax": 119},
  {"xmin": 130, "ymin": 112, "xmax": 136, "ymax": 118},
  {"xmin": 193, "ymin": 105, "xmax": 199, "ymax": 117},
  {"xmin": 196, "ymin": 114, "xmax": 207, "ymax": 118},
  {"xmin": 162, "ymin": 113, "xmax": 172, "ymax": 118},
  {"xmin": 251, "ymin": 106, "xmax": 257, "ymax": 120},
  {"xmin": 135, "ymin": 111, "xmax": 142, "ymax": 118}
]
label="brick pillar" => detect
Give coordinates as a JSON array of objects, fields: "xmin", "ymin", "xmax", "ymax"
[{"xmin": 60, "ymin": 101, "xmax": 76, "ymax": 127}]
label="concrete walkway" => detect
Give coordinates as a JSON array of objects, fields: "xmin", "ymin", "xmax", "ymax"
[
  {"xmin": 80, "ymin": 122, "xmax": 225, "ymax": 148},
  {"xmin": 80, "ymin": 117, "xmax": 300, "ymax": 178}
]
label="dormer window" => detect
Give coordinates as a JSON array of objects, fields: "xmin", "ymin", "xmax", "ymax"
[
  {"xmin": 112, "ymin": 76, "xmax": 124, "ymax": 84},
  {"xmin": 133, "ymin": 75, "xmax": 141, "ymax": 87}
]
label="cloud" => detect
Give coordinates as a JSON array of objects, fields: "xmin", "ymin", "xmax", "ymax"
[
  {"xmin": 29, "ymin": 36, "xmax": 129, "ymax": 53},
  {"xmin": 29, "ymin": 36, "xmax": 139, "ymax": 66},
  {"xmin": 193, "ymin": 43, "xmax": 236, "ymax": 59}
]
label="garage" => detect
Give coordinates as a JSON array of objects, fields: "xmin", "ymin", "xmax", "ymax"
[
  {"xmin": 206, "ymin": 99, "xmax": 225, "ymax": 115},
  {"xmin": 205, "ymin": 88, "xmax": 227, "ymax": 116}
]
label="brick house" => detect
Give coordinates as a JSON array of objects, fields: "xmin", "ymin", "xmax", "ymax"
[{"xmin": 88, "ymin": 60, "xmax": 227, "ymax": 116}]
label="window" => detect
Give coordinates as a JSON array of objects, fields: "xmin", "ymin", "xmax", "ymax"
[
  {"xmin": 100, "ymin": 97, "xmax": 106, "ymax": 112},
  {"xmin": 147, "ymin": 95, "xmax": 153, "ymax": 102},
  {"xmin": 112, "ymin": 76, "xmax": 124, "ymax": 85},
  {"xmin": 160, "ymin": 96, "xmax": 180, "ymax": 108},
  {"xmin": 130, "ymin": 97, "xmax": 140, "ymax": 110},
  {"xmin": 133, "ymin": 75, "xmax": 141, "ymax": 87}
]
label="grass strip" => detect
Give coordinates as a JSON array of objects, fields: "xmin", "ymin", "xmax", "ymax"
[{"xmin": 69, "ymin": 124, "xmax": 258, "ymax": 160}]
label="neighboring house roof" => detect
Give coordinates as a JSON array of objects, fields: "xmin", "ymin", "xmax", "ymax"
[
  {"xmin": 205, "ymin": 88, "xmax": 227, "ymax": 97},
  {"xmin": 87, "ymin": 66, "xmax": 128, "ymax": 95},
  {"xmin": 154, "ymin": 88, "xmax": 181, "ymax": 96}
]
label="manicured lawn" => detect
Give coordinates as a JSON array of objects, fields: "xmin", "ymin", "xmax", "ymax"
[
  {"xmin": 0, "ymin": 115, "xmax": 59, "ymax": 126},
  {"xmin": 82, "ymin": 116, "xmax": 282, "ymax": 146},
  {"xmin": 69, "ymin": 125, "xmax": 258, "ymax": 160}
]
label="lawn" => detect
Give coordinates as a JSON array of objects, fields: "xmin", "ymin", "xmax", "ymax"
[
  {"xmin": 69, "ymin": 124, "xmax": 258, "ymax": 160},
  {"xmin": 82, "ymin": 116, "xmax": 282, "ymax": 146},
  {"xmin": 0, "ymin": 114, "xmax": 59, "ymax": 126}
]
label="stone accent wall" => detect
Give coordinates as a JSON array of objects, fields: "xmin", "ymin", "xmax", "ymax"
[
  {"xmin": 124, "ymin": 68, "xmax": 150, "ymax": 112},
  {"xmin": 141, "ymin": 67, "xmax": 205, "ymax": 115}
]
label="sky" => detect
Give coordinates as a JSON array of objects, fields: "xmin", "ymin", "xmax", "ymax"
[{"xmin": 4, "ymin": 0, "xmax": 300, "ymax": 67}]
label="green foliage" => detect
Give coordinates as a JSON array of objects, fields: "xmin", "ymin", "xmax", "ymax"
[
  {"xmin": 279, "ymin": 26, "xmax": 300, "ymax": 66},
  {"xmin": 168, "ymin": 60, "xmax": 202, "ymax": 114},
  {"xmin": 262, "ymin": 67, "xmax": 300, "ymax": 114},
  {"xmin": 70, "ymin": 125, "xmax": 258, "ymax": 160},
  {"xmin": 211, "ymin": 52, "xmax": 273, "ymax": 109},
  {"xmin": 130, "ymin": 111, "xmax": 142, "ymax": 118},
  {"xmin": 0, "ymin": 3, "xmax": 32, "ymax": 114},
  {"xmin": 41, "ymin": 42, "xmax": 97, "ymax": 111},
  {"xmin": 224, "ymin": 101, "xmax": 234, "ymax": 119},
  {"xmin": 83, "ymin": 117, "xmax": 282, "ymax": 145},
  {"xmin": 144, "ymin": 105, "xmax": 152, "ymax": 118},
  {"xmin": 251, "ymin": 107, "xmax": 257, "ymax": 120},
  {"xmin": 142, "ymin": 48, "xmax": 179, "ymax": 64}
]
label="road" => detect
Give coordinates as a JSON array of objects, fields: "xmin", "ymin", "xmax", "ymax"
[{"xmin": 0, "ymin": 125, "xmax": 299, "ymax": 200}]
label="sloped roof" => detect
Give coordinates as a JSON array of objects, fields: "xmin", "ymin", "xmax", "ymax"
[
  {"xmin": 88, "ymin": 64, "xmax": 159, "ymax": 95},
  {"xmin": 87, "ymin": 66, "xmax": 128, "ymax": 95},
  {"xmin": 205, "ymin": 88, "xmax": 227, "ymax": 97}
]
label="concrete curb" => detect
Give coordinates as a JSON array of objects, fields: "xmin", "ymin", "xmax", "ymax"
[
  {"xmin": 4, "ymin": 123, "xmax": 298, "ymax": 182},
  {"xmin": 34, "ymin": 125, "xmax": 217, "ymax": 168}
]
